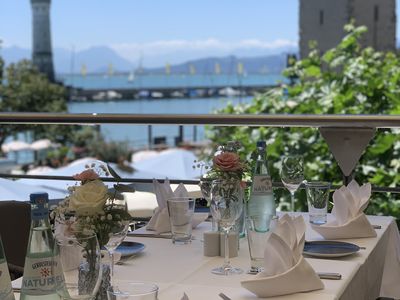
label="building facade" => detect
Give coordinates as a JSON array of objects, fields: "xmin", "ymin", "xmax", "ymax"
[
  {"xmin": 31, "ymin": 0, "xmax": 55, "ymax": 82},
  {"xmin": 299, "ymin": 0, "xmax": 396, "ymax": 58}
]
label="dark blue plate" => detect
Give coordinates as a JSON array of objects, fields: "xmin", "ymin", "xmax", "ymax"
[
  {"xmin": 116, "ymin": 241, "xmax": 145, "ymax": 257},
  {"xmin": 303, "ymin": 241, "xmax": 360, "ymax": 258}
]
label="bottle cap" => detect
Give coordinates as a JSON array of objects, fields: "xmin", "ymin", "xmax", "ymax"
[
  {"xmin": 30, "ymin": 192, "xmax": 49, "ymax": 205},
  {"xmin": 256, "ymin": 141, "xmax": 266, "ymax": 148}
]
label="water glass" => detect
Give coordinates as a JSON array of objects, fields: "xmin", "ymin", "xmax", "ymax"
[
  {"xmin": 54, "ymin": 233, "xmax": 102, "ymax": 300},
  {"xmin": 107, "ymin": 282, "xmax": 158, "ymax": 300},
  {"xmin": 305, "ymin": 181, "xmax": 331, "ymax": 225},
  {"xmin": 245, "ymin": 214, "xmax": 277, "ymax": 273},
  {"xmin": 167, "ymin": 197, "xmax": 195, "ymax": 244}
]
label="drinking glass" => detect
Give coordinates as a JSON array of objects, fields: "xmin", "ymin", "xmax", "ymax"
[
  {"xmin": 167, "ymin": 197, "xmax": 195, "ymax": 244},
  {"xmin": 104, "ymin": 198, "xmax": 130, "ymax": 282},
  {"xmin": 305, "ymin": 181, "xmax": 331, "ymax": 225},
  {"xmin": 245, "ymin": 214, "xmax": 278, "ymax": 273},
  {"xmin": 54, "ymin": 232, "xmax": 102, "ymax": 300},
  {"xmin": 210, "ymin": 179, "xmax": 244, "ymax": 275},
  {"xmin": 107, "ymin": 282, "xmax": 158, "ymax": 300},
  {"xmin": 280, "ymin": 155, "xmax": 304, "ymax": 212}
]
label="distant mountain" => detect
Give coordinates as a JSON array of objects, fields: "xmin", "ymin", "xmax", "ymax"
[
  {"xmin": 1, "ymin": 46, "xmax": 30, "ymax": 64},
  {"xmin": 1, "ymin": 45, "xmax": 296, "ymax": 75},
  {"xmin": 145, "ymin": 54, "xmax": 290, "ymax": 75},
  {"xmin": 2, "ymin": 46, "xmax": 134, "ymax": 74}
]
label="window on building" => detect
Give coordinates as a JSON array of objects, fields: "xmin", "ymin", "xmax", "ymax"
[
  {"xmin": 319, "ymin": 10, "xmax": 324, "ymax": 25},
  {"xmin": 374, "ymin": 5, "xmax": 379, "ymax": 22}
]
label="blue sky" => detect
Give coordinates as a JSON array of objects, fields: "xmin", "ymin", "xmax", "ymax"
[
  {"xmin": 0, "ymin": 1, "xmax": 298, "ymax": 63},
  {"xmin": 0, "ymin": 0, "xmax": 399, "ymax": 65}
]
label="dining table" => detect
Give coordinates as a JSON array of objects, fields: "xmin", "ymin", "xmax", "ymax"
[
  {"xmin": 107, "ymin": 213, "xmax": 400, "ymax": 300},
  {"xmin": 12, "ymin": 213, "xmax": 400, "ymax": 300}
]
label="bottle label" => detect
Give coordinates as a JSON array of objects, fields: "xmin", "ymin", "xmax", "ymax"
[
  {"xmin": 21, "ymin": 256, "xmax": 63, "ymax": 296},
  {"xmin": 31, "ymin": 207, "xmax": 49, "ymax": 221},
  {"xmin": 252, "ymin": 175, "xmax": 273, "ymax": 195},
  {"xmin": 0, "ymin": 262, "xmax": 14, "ymax": 300}
]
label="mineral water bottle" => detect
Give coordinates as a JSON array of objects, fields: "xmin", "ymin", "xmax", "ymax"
[
  {"xmin": 247, "ymin": 141, "xmax": 276, "ymax": 217},
  {"xmin": 0, "ymin": 236, "xmax": 15, "ymax": 300},
  {"xmin": 20, "ymin": 193, "xmax": 61, "ymax": 300}
]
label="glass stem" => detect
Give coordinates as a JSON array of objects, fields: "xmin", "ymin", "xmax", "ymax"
[
  {"xmin": 109, "ymin": 250, "xmax": 115, "ymax": 284},
  {"xmin": 223, "ymin": 227, "xmax": 231, "ymax": 273},
  {"xmin": 290, "ymin": 192, "xmax": 296, "ymax": 212}
]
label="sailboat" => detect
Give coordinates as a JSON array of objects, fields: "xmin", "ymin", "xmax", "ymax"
[
  {"xmin": 108, "ymin": 63, "xmax": 114, "ymax": 76},
  {"xmin": 128, "ymin": 70, "xmax": 135, "ymax": 82},
  {"xmin": 215, "ymin": 62, "xmax": 221, "ymax": 75},
  {"xmin": 81, "ymin": 64, "xmax": 87, "ymax": 77},
  {"xmin": 165, "ymin": 63, "xmax": 171, "ymax": 75},
  {"xmin": 189, "ymin": 64, "xmax": 196, "ymax": 75}
]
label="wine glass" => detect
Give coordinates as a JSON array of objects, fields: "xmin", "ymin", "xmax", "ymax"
[
  {"xmin": 104, "ymin": 198, "xmax": 130, "ymax": 282},
  {"xmin": 210, "ymin": 178, "xmax": 244, "ymax": 275},
  {"xmin": 280, "ymin": 155, "xmax": 304, "ymax": 212},
  {"xmin": 54, "ymin": 232, "xmax": 102, "ymax": 300}
]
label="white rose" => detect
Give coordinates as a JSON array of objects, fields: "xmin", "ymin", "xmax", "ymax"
[{"xmin": 69, "ymin": 179, "xmax": 108, "ymax": 216}]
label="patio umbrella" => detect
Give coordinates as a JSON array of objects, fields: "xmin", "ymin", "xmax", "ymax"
[
  {"xmin": 19, "ymin": 157, "xmax": 162, "ymax": 193},
  {"xmin": 131, "ymin": 150, "xmax": 159, "ymax": 163},
  {"xmin": 1, "ymin": 141, "xmax": 31, "ymax": 153},
  {"xmin": 133, "ymin": 148, "xmax": 202, "ymax": 180},
  {"xmin": 30, "ymin": 139, "xmax": 55, "ymax": 151},
  {"xmin": 0, "ymin": 177, "xmax": 65, "ymax": 201}
]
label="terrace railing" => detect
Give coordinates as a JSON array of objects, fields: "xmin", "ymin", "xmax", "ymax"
[{"xmin": 0, "ymin": 112, "xmax": 400, "ymax": 193}]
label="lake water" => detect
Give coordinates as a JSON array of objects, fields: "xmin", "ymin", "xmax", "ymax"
[{"xmin": 68, "ymin": 96, "xmax": 253, "ymax": 148}]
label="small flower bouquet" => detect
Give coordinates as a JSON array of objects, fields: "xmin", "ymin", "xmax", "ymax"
[
  {"xmin": 52, "ymin": 162, "xmax": 132, "ymax": 248},
  {"xmin": 198, "ymin": 142, "xmax": 249, "ymax": 200}
]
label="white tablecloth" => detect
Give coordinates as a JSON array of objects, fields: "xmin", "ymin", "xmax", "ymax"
[
  {"xmin": 12, "ymin": 214, "xmax": 400, "ymax": 299},
  {"xmin": 113, "ymin": 214, "xmax": 400, "ymax": 300}
]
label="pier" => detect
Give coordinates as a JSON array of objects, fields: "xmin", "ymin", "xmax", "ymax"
[{"xmin": 68, "ymin": 84, "xmax": 276, "ymax": 101}]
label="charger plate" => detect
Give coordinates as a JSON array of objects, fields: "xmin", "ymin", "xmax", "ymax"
[
  {"xmin": 116, "ymin": 241, "xmax": 145, "ymax": 257},
  {"xmin": 303, "ymin": 240, "xmax": 360, "ymax": 258}
]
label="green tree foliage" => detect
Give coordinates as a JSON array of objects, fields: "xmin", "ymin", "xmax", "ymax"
[
  {"xmin": 0, "ymin": 58, "xmax": 73, "ymax": 147},
  {"xmin": 207, "ymin": 23, "xmax": 400, "ymax": 218}
]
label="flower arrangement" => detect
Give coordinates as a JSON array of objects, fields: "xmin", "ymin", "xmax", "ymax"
[
  {"xmin": 52, "ymin": 162, "xmax": 132, "ymax": 248},
  {"xmin": 204, "ymin": 142, "xmax": 249, "ymax": 181}
]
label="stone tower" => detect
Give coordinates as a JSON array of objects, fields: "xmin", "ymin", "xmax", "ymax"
[
  {"xmin": 299, "ymin": 0, "xmax": 396, "ymax": 58},
  {"xmin": 31, "ymin": 0, "xmax": 55, "ymax": 82}
]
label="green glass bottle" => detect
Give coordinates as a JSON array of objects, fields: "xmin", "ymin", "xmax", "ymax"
[
  {"xmin": 20, "ymin": 193, "xmax": 62, "ymax": 300},
  {"xmin": 0, "ymin": 235, "xmax": 15, "ymax": 300}
]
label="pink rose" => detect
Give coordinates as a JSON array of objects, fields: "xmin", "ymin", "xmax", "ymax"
[
  {"xmin": 213, "ymin": 152, "xmax": 242, "ymax": 172},
  {"xmin": 73, "ymin": 169, "xmax": 99, "ymax": 182}
]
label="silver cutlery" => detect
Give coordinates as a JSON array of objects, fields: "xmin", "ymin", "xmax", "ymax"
[
  {"xmin": 317, "ymin": 272, "xmax": 342, "ymax": 280},
  {"xmin": 127, "ymin": 232, "xmax": 172, "ymax": 239},
  {"xmin": 247, "ymin": 270, "xmax": 342, "ymax": 280},
  {"xmin": 219, "ymin": 292, "xmax": 232, "ymax": 300}
]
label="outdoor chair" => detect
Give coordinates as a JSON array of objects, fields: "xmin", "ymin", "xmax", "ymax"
[{"xmin": 0, "ymin": 200, "xmax": 30, "ymax": 279}]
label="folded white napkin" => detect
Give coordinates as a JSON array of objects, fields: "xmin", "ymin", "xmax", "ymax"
[
  {"xmin": 241, "ymin": 214, "xmax": 323, "ymax": 297},
  {"xmin": 146, "ymin": 179, "xmax": 208, "ymax": 234},
  {"xmin": 311, "ymin": 180, "xmax": 376, "ymax": 239}
]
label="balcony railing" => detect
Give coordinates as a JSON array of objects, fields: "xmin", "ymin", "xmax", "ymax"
[{"xmin": 0, "ymin": 112, "xmax": 399, "ymax": 193}]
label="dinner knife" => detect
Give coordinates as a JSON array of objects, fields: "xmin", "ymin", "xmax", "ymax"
[
  {"xmin": 317, "ymin": 272, "xmax": 342, "ymax": 280},
  {"xmin": 127, "ymin": 232, "xmax": 172, "ymax": 239}
]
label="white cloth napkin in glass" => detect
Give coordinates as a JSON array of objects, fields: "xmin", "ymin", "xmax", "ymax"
[
  {"xmin": 146, "ymin": 179, "xmax": 207, "ymax": 234},
  {"xmin": 311, "ymin": 180, "xmax": 377, "ymax": 239},
  {"xmin": 241, "ymin": 214, "xmax": 323, "ymax": 298}
]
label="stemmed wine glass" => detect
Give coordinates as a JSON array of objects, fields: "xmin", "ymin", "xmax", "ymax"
[
  {"xmin": 280, "ymin": 155, "xmax": 304, "ymax": 212},
  {"xmin": 210, "ymin": 178, "xmax": 244, "ymax": 275},
  {"xmin": 104, "ymin": 198, "xmax": 130, "ymax": 283},
  {"xmin": 54, "ymin": 232, "xmax": 102, "ymax": 299}
]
